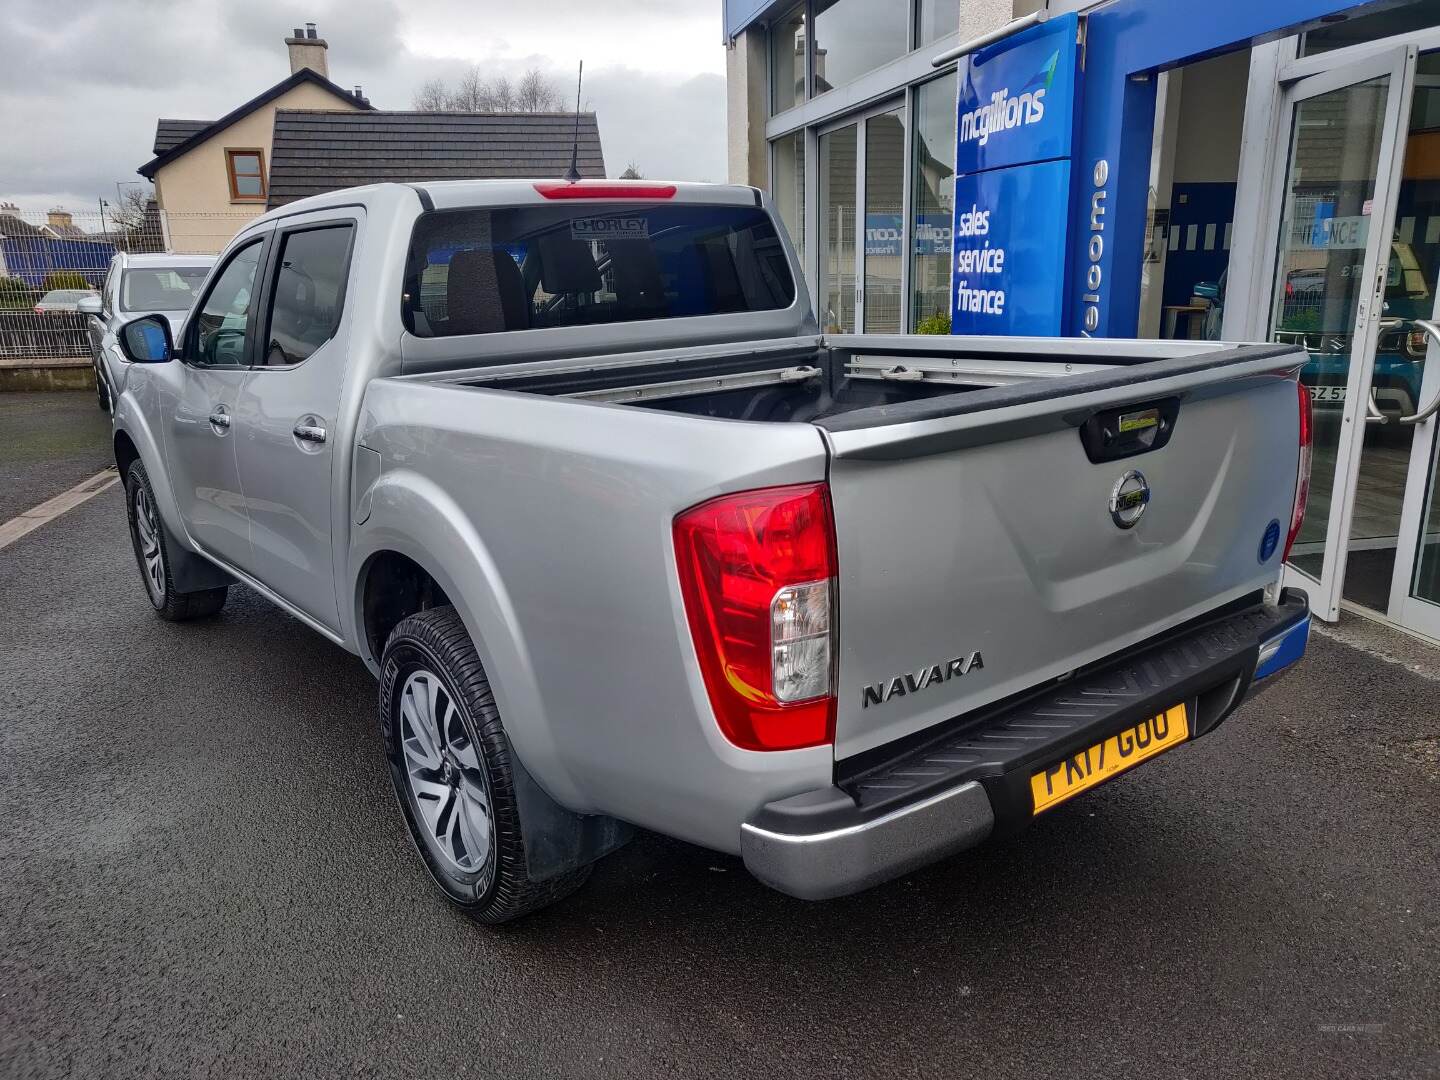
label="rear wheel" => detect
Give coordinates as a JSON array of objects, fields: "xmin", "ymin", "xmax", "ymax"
[
  {"xmin": 379, "ymin": 606, "xmax": 590, "ymax": 923},
  {"xmin": 124, "ymin": 459, "xmax": 228, "ymax": 621}
]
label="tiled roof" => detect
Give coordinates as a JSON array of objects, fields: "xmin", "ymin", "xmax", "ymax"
[
  {"xmin": 137, "ymin": 68, "xmax": 373, "ymax": 179},
  {"xmin": 153, "ymin": 119, "xmax": 213, "ymax": 155},
  {"xmin": 265, "ymin": 110, "xmax": 606, "ymax": 206}
]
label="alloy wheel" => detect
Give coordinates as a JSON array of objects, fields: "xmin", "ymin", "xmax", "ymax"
[
  {"xmin": 132, "ymin": 483, "xmax": 165, "ymax": 605},
  {"xmin": 398, "ymin": 669, "xmax": 494, "ymax": 876}
]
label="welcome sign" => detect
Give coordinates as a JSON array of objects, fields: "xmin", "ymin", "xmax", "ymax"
[{"xmin": 951, "ymin": 13, "xmax": 1080, "ymax": 336}]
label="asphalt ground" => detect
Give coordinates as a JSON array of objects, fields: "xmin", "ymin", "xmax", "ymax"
[
  {"xmin": 1, "ymin": 396, "xmax": 1438, "ymax": 1079},
  {"xmin": 0, "ymin": 391, "xmax": 112, "ymax": 522}
]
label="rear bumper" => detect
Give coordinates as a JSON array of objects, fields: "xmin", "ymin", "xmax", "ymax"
[{"xmin": 741, "ymin": 588, "xmax": 1310, "ymax": 900}]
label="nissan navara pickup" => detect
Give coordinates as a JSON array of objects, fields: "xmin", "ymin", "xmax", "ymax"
[{"xmin": 108, "ymin": 179, "xmax": 1313, "ymax": 922}]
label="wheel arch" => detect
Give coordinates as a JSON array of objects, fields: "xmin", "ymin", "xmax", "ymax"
[
  {"xmin": 112, "ymin": 416, "xmax": 187, "ymax": 551},
  {"xmin": 350, "ymin": 470, "xmax": 587, "ymax": 812}
]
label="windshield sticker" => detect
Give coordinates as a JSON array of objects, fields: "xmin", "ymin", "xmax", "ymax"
[{"xmin": 571, "ymin": 216, "xmax": 649, "ymax": 241}]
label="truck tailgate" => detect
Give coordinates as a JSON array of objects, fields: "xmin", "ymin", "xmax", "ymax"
[{"xmin": 819, "ymin": 343, "xmax": 1305, "ymax": 760}]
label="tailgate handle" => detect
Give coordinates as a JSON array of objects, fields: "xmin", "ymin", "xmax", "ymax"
[{"xmin": 1079, "ymin": 397, "xmax": 1180, "ymax": 463}]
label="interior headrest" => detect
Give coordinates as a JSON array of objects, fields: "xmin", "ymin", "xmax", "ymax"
[{"xmin": 536, "ymin": 233, "xmax": 603, "ymax": 295}]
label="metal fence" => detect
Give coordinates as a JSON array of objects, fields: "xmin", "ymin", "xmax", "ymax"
[{"xmin": 0, "ymin": 208, "xmax": 254, "ymax": 361}]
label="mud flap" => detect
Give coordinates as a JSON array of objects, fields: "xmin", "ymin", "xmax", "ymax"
[{"xmin": 511, "ymin": 755, "xmax": 633, "ymax": 882}]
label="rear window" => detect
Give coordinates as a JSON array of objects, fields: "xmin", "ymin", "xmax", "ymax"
[
  {"xmin": 402, "ymin": 202, "xmax": 795, "ymax": 337},
  {"xmin": 121, "ymin": 267, "xmax": 209, "ymax": 312}
]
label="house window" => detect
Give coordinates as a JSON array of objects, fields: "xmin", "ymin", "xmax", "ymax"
[
  {"xmin": 770, "ymin": 4, "xmax": 807, "ymax": 114},
  {"xmin": 226, "ymin": 149, "xmax": 266, "ymax": 202}
]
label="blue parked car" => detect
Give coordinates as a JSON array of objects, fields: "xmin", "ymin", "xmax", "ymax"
[{"xmin": 1196, "ymin": 242, "xmax": 1430, "ymax": 421}]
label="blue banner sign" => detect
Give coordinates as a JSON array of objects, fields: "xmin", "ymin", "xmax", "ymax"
[
  {"xmin": 954, "ymin": 13, "xmax": 1079, "ymax": 177},
  {"xmin": 951, "ymin": 159, "xmax": 1072, "ymax": 335},
  {"xmin": 951, "ymin": 12, "xmax": 1080, "ymax": 337}
]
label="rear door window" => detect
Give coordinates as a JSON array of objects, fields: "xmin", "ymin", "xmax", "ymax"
[{"xmin": 403, "ymin": 202, "xmax": 795, "ymax": 337}]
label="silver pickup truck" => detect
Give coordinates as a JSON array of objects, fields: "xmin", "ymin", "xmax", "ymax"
[{"xmin": 109, "ymin": 179, "xmax": 1313, "ymax": 923}]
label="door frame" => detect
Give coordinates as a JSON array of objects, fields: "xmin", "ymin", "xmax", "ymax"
[
  {"xmin": 1388, "ymin": 307, "xmax": 1440, "ymax": 639},
  {"xmin": 1244, "ymin": 45, "xmax": 1418, "ymax": 622},
  {"xmin": 816, "ymin": 95, "xmax": 907, "ymax": 334}
]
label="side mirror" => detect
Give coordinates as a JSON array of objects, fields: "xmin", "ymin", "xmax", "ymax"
[
  {"xmin": 117, "ymin": 315, "xmax": 174, "ymax": 364},
  {"xmin": 76, "ymin": 295, "xmax": 102, "ymax": 315},
  {"xmin": 1193, "ymin": 281, "xmax": 1221, "ymax": 302}
]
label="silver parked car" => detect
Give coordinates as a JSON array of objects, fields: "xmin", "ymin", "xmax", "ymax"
[
  {"xmin": 35, "ymin": 287, "xmax": 100, "ymax": 313},
  {"xmin": 81, "ymin": 252, "xmax": 214, "ymax": 410},
  {"xmin": 107, "ymin": 180, "xmax": 1312, "ymax": 923}
]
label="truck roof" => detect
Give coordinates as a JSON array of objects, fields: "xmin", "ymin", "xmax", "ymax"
[{"xmin": 247, "ymin": 178, "xmax": 765, "ymax": 225}]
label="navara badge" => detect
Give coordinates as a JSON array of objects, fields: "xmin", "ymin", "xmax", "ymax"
[{"xmin": 1109, "ymin": 469, "xmax": 1150, "ymax": 529}]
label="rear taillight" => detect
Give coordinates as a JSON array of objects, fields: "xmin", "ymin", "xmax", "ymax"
[
  {"xmin": 673, "ymin": 483, "xmax": 836, "ymax": 751},
  {"xmin": 1284, "ymin": 379, "xmax": 1312, "ymax": 563},
  {"xmin": 1405, "ymin": 328, "xmax": 1429, "ymax": 360}
]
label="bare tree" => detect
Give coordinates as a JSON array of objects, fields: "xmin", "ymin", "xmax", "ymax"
[
  {"xmin": 487, "ymin": 74, "xmax": 517, "ymax": 111},
  {"xmin": 411, "ymin": 66, "xmax": 563, "ymax": 112},
  {"xmin": 516, "ymin": 68, "xmax": 561, "ymax": 112},
  {"xmin": 412, "ymin": 77, "xmax": 451, "ymax": 110},
  {"xmin": 107, "ymin": 187, "xmax": 164, "ymax": 253},
  {"xmin": 452, "ymin": 65, "xmax": 489, "ymax": 111},
  {"xmin": 107, "ymin": 187, "xmax": 152, "ymax": 230},
  {"xmin": 619, "ymin": 162, "xmax": 644, "ymax": 180}
]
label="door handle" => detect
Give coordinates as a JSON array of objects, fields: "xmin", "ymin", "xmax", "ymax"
[
  {"xmin": 208, "ymin": 408, "xmax": 231, "ymax": 429},
  {"xmin": 293, "ymin": 422, "xmax": 327, "ymax": 444},
  {"xmin": 1365, "ymin": 389, "xmax": 1388, "ymax": 425},
  {"xmin": 1398, "ymin": 318, "xmax": 1440, "ymax": 425}
]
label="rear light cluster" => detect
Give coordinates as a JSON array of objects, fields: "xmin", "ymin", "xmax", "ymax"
[
  {"xmin": 673, "ymin": 483, "xmax": 836, "ymax": 751},
  {"xmin": 1284, "ymin": 378, "xmax": 1313, "ymax": 563}
]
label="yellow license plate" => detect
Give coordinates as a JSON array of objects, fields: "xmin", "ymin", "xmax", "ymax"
[{"xmin": 1030, "ymin": 705, "xmax": 1190, "ymax": 815}]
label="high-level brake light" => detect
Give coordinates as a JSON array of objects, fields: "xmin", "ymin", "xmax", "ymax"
[
  {"xmin": 673, "ymin": 484, "xmax": 836, "ymax": 751},
  {"xmin": 533, "ymin": 181, "xmax": 678, "ymax": 200}
]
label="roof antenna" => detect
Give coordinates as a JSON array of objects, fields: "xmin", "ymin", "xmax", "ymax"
[{"xmin": 564, "ymin": 60, "xmax": 584, "ymax": 183}]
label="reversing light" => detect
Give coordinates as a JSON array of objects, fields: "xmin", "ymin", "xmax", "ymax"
[
  {"xmin": 533, "ymin": 180, "xmax": 678, "ymax": 200},
  {"xmin": 673, "ymin": 484, "xmax": 836, "ymax": 751},
  {"xmin": 1283, "ymin": 379, "xmax": 1312, "ymax": 563}
]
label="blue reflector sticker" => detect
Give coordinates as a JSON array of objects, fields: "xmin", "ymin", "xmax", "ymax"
[{"xmin": 1259, "ymin": 519, "xmax": 1281, "ymax": 563}]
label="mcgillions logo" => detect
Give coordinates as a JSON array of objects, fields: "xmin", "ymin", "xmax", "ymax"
[
  {"xmin": 958, "ymin": 49, "xmax": 1059, "ymax": 146},
  {"xmin": 861, "ymin": 652, "xmax": 984, "ymax": 708}
]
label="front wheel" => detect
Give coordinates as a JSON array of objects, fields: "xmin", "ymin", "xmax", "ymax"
[
  {"xmin": 379, "ymin": 606, "xmax": 590, "ymax": 923},
  {"xmin": 124, "ymin": 459, "xmax": 228, "ymax": 621}
]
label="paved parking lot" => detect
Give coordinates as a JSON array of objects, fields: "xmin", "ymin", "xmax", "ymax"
[{"xmin": 2, "ymin": 392, "xmax": 1438, "ymax": 1079}]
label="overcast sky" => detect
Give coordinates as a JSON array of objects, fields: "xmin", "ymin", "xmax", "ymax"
[{"xmin": 0, "ymin": 0, "xmax": 727, "ymax": 215}]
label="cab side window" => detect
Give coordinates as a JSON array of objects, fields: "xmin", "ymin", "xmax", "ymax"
[
  {"xmin": 259, "ymin": 224, "xmax": 354, "ymax": 367},
  {"xmin": 192, "ymin": 241, "xmax": 264, "ymax": 367}
]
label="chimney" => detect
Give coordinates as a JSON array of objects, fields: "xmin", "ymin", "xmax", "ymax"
[
  {"xmin": 285, "ymin": 23, "xmax": 329, "ymax": 78},
  {"xmin": 47, "ymin": 209, "xmax": 73, "ymax": 229}
]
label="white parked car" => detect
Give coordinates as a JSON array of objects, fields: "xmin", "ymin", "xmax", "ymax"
[{"xmin": 81, "ymin": 252, "xmax": 214, "ymax": 410}]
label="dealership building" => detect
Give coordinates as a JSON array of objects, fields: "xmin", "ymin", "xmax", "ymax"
[{"xmin": 722, "ymin": 0, "xmax": 1440, "ymax": 641}]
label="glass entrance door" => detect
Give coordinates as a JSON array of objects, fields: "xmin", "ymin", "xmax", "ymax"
[
  {"xmin": 1268, "ymin": 47, "xmax": 1416, "ymax": 621},
  {"xmin": 817, "ymin": 100, "xmax": 906, "ymax": 335},
  {"xmin": 819, "ymin": 123, "xmax": 858, "ymax": 334}
]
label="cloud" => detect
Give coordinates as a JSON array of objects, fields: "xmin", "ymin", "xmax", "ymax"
[{"xmin": 0, "ymin": 0, "xmax": 726, "ymax": 212}]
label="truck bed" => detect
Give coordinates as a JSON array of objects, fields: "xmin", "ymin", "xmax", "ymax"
[
  {"xmin": 393, "ymin": 333, "xmax": 1305, "ymax": 763},
  {"xmin": 406, "ymin": 333, "xmax": 1267, "ymax": 428}
]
